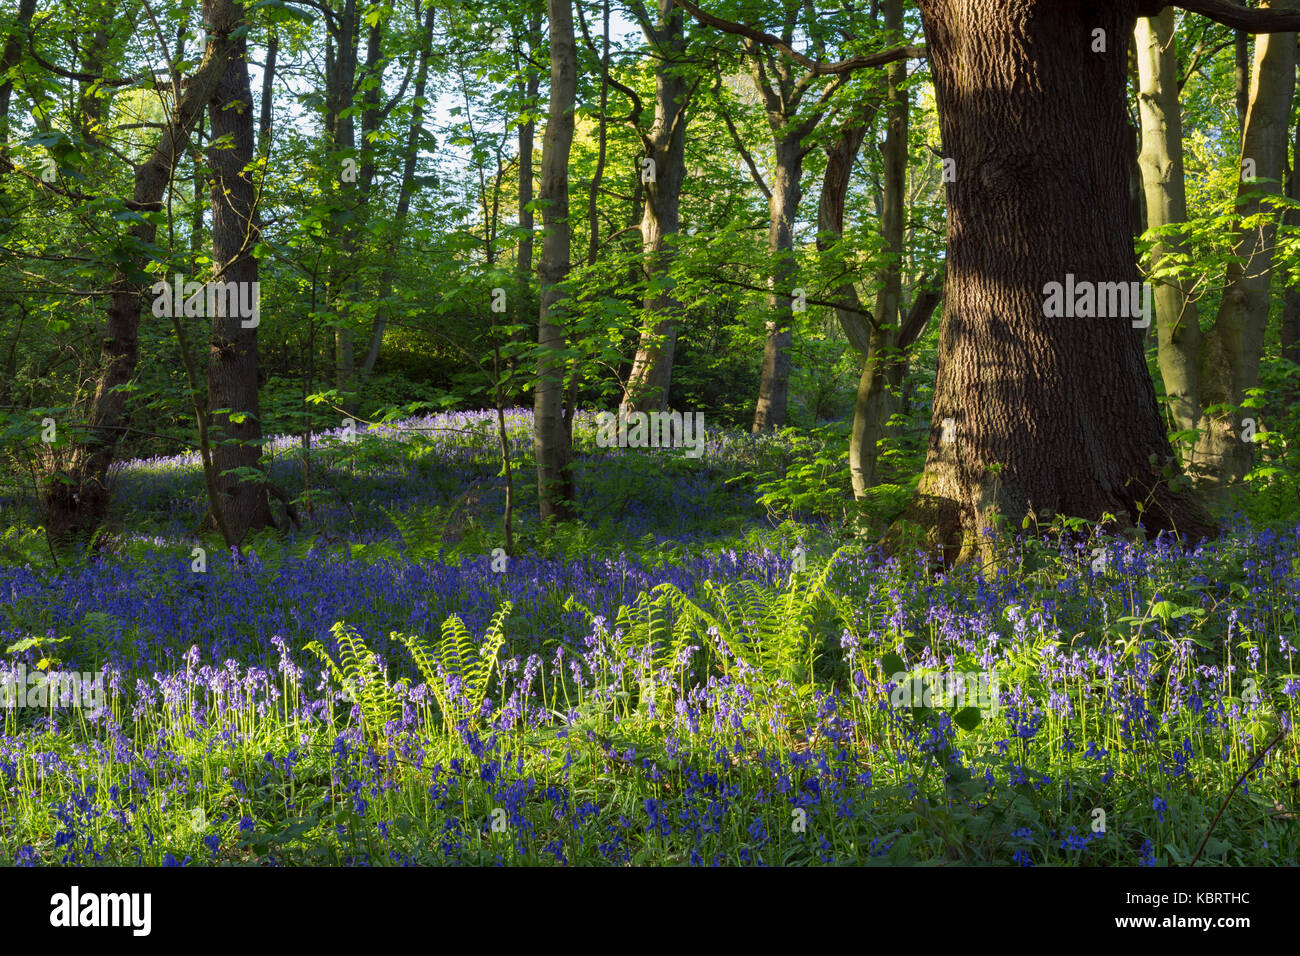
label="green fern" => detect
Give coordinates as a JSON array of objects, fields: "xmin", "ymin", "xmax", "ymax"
[
  {"xmin": 396, "ymin": 601, "xmax": 511, "ymax": 734},
  {"xmin": 384, "ymin": 505, "xmax": 451, "ymax": 561},
  {"xmin": 306, "ymin": 622, "xmax": 400, "ymax": 741},
  {"xmin": 564, "ymin": 548, "xmax": 860, "ymax": 713}
]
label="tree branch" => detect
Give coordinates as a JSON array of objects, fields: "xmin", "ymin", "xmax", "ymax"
[
  {"xmin": 899, "ymin": 266, "xmax": 945, "ymax": 351},
  {"xmin": 673, "ymin": 0, "xmax": 925, "ymax": 74},
  {"xmin": 715, "ymin": 79, "xmax": 771, "ymax": 200},
  {"xmin": 1160, "ymin": 0, "xmax": 1300, "ymax": 31}
]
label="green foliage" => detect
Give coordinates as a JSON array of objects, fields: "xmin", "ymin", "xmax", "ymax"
[
  {"xmin": 397, "ymin": 602, "xmax": 510, "ymax": 734},
  {"xmin": 306, "ymin": 623, "xmax": 400, "ymax": 742}
]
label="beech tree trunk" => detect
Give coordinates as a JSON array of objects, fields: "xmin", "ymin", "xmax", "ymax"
[
  {"xmin": 534, "ymin": 0, "xmax": 577, "ymax": 520},
  {"xmin": 622, "ymin": 0, "xmax": 691, "ymax": 412},
  {"xmin": 752, "ymin": 134, "xmax": 802, "ymax": 432},
  {"xmin": 817, "ymin": 0, "xmax": 934, "ymax": 498},
  {"xmin": 1189, "ymin": 11, "xmax": 1295, "ymax": 494},
  {"xmin": 1138, "ymin": 5, "xmax": 1296, "ymax": 495},
  {"xmin": 740, "ymin": 16, "xmax": 836, "ymax": 433},
  {"xmin": 905, "ymin": 0, "xmax": 1215, "ymax": 564},
  {"xmin": 206, "ymin": 0, "xmax": 271, "ymax": 542},
  {"xmin": 817, "ymin": 122, "xmax": 874, "ymax": 493},
  {"xmin": 1136, "ymin": 9, "xmax": 1202, "ymax": 457},
  {"xmin": 860, "ymin": 0, "xmax": 910, "ymax": 495}
]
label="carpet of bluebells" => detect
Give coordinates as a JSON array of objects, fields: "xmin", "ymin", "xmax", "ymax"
[{"xmin": 1, "ymin": 409, "xmax": 1298, "ymax": 866}]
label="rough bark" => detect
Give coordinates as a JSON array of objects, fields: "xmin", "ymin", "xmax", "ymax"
[
  {"xmin": 205, "ymin": 0, "xmax": 271, "ymax": 542},
  {"xmin": 534, "ymin": 0, "xmax": 577, "ymax": 520},
  {"xmin": 902, "ymin": 0, "xmax": 1216, "ymax": 566}
]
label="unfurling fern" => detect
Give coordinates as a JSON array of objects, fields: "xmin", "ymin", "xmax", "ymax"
[
  {"xmin": 397, "ymin": 601, "xmax": 511, "ymax": 734},
  {"xmin": 306, "ymin": 622, "xmax": 399, "ymax": 741}
]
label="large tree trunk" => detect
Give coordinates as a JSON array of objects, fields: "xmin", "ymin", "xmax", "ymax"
[
  {"xmin": 42, "ymin": 2, "xmax": 236, "ymax": 540},
  {"xmin": 534, "ymin": 0, "xmax": 577, "ymax": 521},
  {"xmin": 1189, "ymin": 11, "xmax": 1295, "ymax": 495},
  {"xmin": 205, "ymin": 0, "xmax": 271, "ymax": 542},
  {"xmin": 904, "ymin": 0, "xmax": 1215, "ymax": 565},
  {"xmin": 622, "ymin": 0, "xmax": 690, "ymax": 413}
]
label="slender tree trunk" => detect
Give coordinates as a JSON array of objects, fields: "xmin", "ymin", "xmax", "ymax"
[
  {"xmin": 0, "ymin": 0, "xmax": 38, "ymax": 411},
  {"xmin": 860, "ymin": 0, "xmax": 910, "ymax": 494},
  {"xmin": 76, "ymin": 18, "xmax": 111, "ymax": 143},
  {"xmin": 43, "ymin": 3, "xmax": 237, "ymax": 540},
  {"xmin": 513, "ymin": 12, "xmax": 543, "ymax": 392},
  {"xmin": 753, "ymin": 134, "xmax": 802, "ymax": 432},
  {"xmin": 1136, "ymin": 9, "xmax": 1203, "ymax": 460},
  {"xmin": 1191, "ymin": 11, "xmax": 1295, "ymax": 495},
  {"xmin": 360, "ymin": 4, "xmax": 436, "ymax": 377},
  {"xmin": 326, "ymin": 0, "xmax": 359, "ymax": 411},
  {"xmin": 205, "ymin": 0, "xmax": 271, "ymax": 542},
  {"xmin": 819, "ymin": 113, "xmax": 942, "ymax": 501},
  {"xmin": 902, "ymin": 0, "xmax": 1215, "ymax": 565},
  {"xmin": 1283, "ymin": 41, "xmax": 1300, "ymax": 370},
  {"xmin": 1127, "ymin": 47, "xmax": 1147, "ymax": 239},
  {"xmin": 585, "ymin": 0, "xmax": 611, "ymax": 270},
  {"xmin": 0, "ymin": 0, "xmax": 37, "ymax": 154},
  {"xmin": 259, "ymin": 26, "xmax": 277, "ymax": 154},
  {"xmin": 1236, "ymin": 30, "xmax": 1251, "ymax": 127},
  {"xmin": 534, "ymin": 0, "xmax": 577, "ymax": 521},
  {"xmin": 622, "ymin": 0, "xmax": 691, "ymax": 413},
  {"xmin": 816, "ymin": 3, "xmax": 918, "ymax": 500}
]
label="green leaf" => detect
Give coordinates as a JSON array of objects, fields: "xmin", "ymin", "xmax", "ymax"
[{"xmin": 881, "ymin": 652, "xmax": 906, "ymax": 677}]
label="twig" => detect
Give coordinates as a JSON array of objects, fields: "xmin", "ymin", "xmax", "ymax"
[{"xmin": 1187, "ymin": 726, "xmax": 1288, "ymax": 866}]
